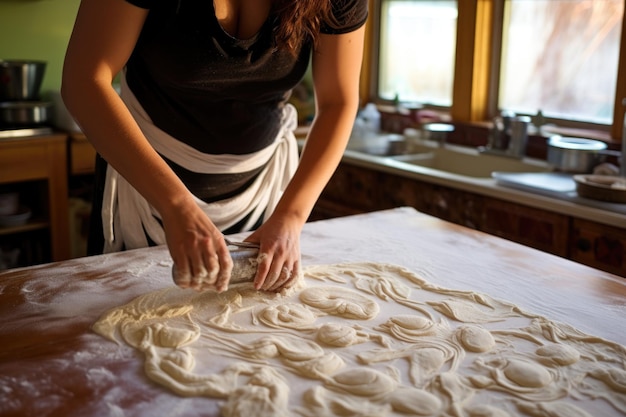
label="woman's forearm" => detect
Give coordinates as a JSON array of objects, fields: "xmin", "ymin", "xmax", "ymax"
[
  {"xmin": 271, "ymin": 100, "xmax": 358, "ymax": 225},
  {"xmin": 271, "ymin": 25, "xmax": 365, "ymax": 226}
]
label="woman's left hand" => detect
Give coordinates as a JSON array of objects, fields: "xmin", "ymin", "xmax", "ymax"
[{"xmin": 245, "ymin": 213, "xmax": 303, "ymax": 292}]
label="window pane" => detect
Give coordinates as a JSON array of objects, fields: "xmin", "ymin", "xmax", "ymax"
[
  {"xmin": 378, "ymin": 1, "xmax": 457, "ymax": 106},
  {"xmin": 499, "ymin": 0, "xmax": 623, "ymax": 125}
]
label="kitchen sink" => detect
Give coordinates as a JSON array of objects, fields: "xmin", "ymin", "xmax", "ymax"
[
  {"xmin": 387, "ymin": 146, "xmax": 550, "ymax": 178},
  {"xmin": 344, "ymin": 134, "xmax": 551, "ymax": 178},
  {"xmin": 346, "ymin": 134, "xmax": 438, "ymax": 156}
]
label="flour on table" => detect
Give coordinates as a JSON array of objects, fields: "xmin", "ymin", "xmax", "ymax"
[{"xmin": 92, "ymin": 262, "xmax": 626, "ymax": 416}]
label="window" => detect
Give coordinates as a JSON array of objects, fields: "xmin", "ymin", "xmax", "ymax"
[
  {"xmin": 499, "ymin": 0, "xmax": 623, "ymax": 125},
  {"xmin": 372, "ymin": 0, "xmax": 626, "ymax": 136},
  {"xmin": 377, "ymin": 0, "xmax": 457, "ymax": 106}
]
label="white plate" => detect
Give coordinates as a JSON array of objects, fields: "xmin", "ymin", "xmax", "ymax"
[{"xmin": 0, "ymin": 206, "xmax": 32, "ymax": 227}]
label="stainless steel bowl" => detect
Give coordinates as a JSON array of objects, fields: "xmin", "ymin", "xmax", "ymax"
[
  {"xmin": 547, "ymin": 136, "xmax": 608, "ymax": 174},
  {"xmin": 0, "ymin": 101, "xmax": 51, "ymax": 125},
  {"xmin": 423, "ymin": 123, "xmax": 454, "ymax": 143},
  {"xmin": 0, "ymin": 60, "xmax": 47, "ymax": 101}
]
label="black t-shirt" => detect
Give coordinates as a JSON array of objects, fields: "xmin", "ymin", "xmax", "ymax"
[{"xmin": 123, "ymin": 0, "xmax": 368, "ymax": 155}]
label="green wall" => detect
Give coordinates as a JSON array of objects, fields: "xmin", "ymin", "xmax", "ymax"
[{"xmin": 0, "ymin": 0, "xmax": 81, "ymax": 97}]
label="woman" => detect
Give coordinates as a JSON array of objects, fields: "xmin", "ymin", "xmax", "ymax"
[{"xmin": 62, "ymin": 0, "xmax": 367, "ymax": 293}]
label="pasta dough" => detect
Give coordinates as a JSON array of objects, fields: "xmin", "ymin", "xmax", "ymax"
[{"xmin": 93, "ymin": 262, "xmax": 626, "ymax": 416}]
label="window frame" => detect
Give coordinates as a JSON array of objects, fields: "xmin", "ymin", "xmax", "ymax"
[{"xmin": 365, "ymin": 0, "xmax": 626, "ymax": 142}]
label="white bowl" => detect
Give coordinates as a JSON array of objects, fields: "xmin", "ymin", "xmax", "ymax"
[{"xmin": 573, "ymin": 175, "xmax": 626, "ymax": 204}]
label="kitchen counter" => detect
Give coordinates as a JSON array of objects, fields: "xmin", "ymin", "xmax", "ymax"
[
  {"xmin": 1, "ymin": 208, "xmax": 625, "ymax": 416},
  {"xmin": 340, "ymin": 148, "xmax": 625, "ymax": 229}
]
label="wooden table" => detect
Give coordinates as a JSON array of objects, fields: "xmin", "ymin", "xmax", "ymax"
[{"xmin": 1, "ymin": 207, "xmax": 625, "ymax": 416}]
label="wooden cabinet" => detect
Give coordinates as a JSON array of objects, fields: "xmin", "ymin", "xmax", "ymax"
[
  {"xmin": 570, "ymin": 218, "xmax": 626, "ymax": 277},
  {"xmin": 309, "ymin": 163, "xmax": 380, "ymax": 220},
  {"xmin": 481, "ymin": 199, "xmax": 570, "ymax": 258},
  {"xmin": 68, "ymin": 132, "xmax": 97, "ymax": 175},
  {"xmin": 312, "ymin": 161, "xmax": 625, "ymax": 278},
  {"xmin": 311, "ymin": 164, "xmax": 483, "ymax": 226},
  {"xmin": 311, "ymin": 163, "xmax": 490, "ymax": 230},
  {"xmin": 377, "ymin": 174, "xmax": 485, "ymax": 229},
  {"xmin": 0, "ymin": 134, "xmax": 70, "ymax": 267}
]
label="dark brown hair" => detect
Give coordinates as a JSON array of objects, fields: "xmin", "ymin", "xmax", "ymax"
[{"xmin": 272, "ymin": 0, "xmax": 333, "ymax": 55}]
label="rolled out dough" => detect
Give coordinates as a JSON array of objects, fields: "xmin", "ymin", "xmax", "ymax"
[{"xmin": 93, "ymin": 262, "xmax": 626, "ymax": 417}]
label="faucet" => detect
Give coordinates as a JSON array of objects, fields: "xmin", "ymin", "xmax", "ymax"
[
  {"xmin": 487, "ymin": 110, "xmax": 515, "ymax": 151},
  {"xmin": 507, "ymin": 115, "xmax": 531, "ymax": 158},
  {"xmin": 481, "ymin": 111, "xmax": 529, "ymax": 158}
]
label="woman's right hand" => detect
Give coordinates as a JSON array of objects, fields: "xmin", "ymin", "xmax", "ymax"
[{"xmin": 163, "ymin": 197, "xmax": 233, "ymax": 292}]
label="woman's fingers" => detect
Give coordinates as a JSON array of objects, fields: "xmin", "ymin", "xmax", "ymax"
[
  {"xmin": 279, "ymin": 259, "xmax": 301, "ymax": 290},
  {"xmin": 171, "ymin": 234, "xmax": 234, "ymax": 292},
  {"xmin": 269, "ymin": 258, "xmax": 301, "ymax": 292},
  {"xmin": 189, "ymin": 239, "xmax": 209, "ymax": 290},
  {"xmin": 172, "ymin": 261, "xmax": 192, "ymax": 288},
  {"xmin": 214, "ymin": 244, "xmax": 234, "ymax": 292},
  {"xmin": 267, "ymin": 265, "xmax": 293, "ymax": 292},
  {"xmin": 261, "ymin": 261, "xmax": 282, "ymax": 291},
  {"xmin": 201, "ymin": 248, "xmax": 219, "ymax": 288},
  {"xmin": 254, "ymin": 250, "xmax": 301, "ymax": 292}
]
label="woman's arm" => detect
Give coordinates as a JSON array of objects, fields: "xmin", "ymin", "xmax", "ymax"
[
  {"xmin": 62, "ymin": 0, "xmax": 234, "ymax": 291},
  {"xmin": 248, "ymin": 25, "xmax": 366, "ymax": 291}
]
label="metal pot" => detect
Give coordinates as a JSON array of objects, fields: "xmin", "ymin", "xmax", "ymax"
[
  {"xmin": 0, "ymin": 60, "xmax": 47, "ymax": 101},
  {"xmin": 0, "ymin": 101, "xmax": 51, "ymax": 125},
  {"xmin": 423, "ymin": 123, "xmax": 455, "ymax": 143},
  {"xmin": 547, "ymin": 136, "xmax": 614, "ymax": 174}
]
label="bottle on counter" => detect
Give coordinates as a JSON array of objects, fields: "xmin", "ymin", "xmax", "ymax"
[
  {"xmin": 359, "ymin": 102, "xmax": 381, "ymax": 134},
  {"xmin": 349, "ymin": 103, "xmax": 384, "ymax": 154}
]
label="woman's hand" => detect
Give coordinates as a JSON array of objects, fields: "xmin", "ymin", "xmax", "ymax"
[
  {"xmin": 245, "ymin": 212, "xmax": 303, "ymax": 292},
  {"xmin": 163, "ymin": 197, "xmax": 233, "ymax": 293}
]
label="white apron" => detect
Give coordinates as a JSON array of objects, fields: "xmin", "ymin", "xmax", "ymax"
[{"xmin": 102, "ymin": 73, "xmax": 299, "ymax": 253}]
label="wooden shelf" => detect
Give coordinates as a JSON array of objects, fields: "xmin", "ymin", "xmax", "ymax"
[
  {"xmin": 0, "ymin": 133, "xmax": 70, "ymax": 263},
  {"xmin": 0, "ymin": 219, "xmax": 49, "ymax": 236}
]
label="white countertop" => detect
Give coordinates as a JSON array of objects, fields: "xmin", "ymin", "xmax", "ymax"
[{"xmin": 338, "ymin": 145, "xmax": 625, "ymax": 228}]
